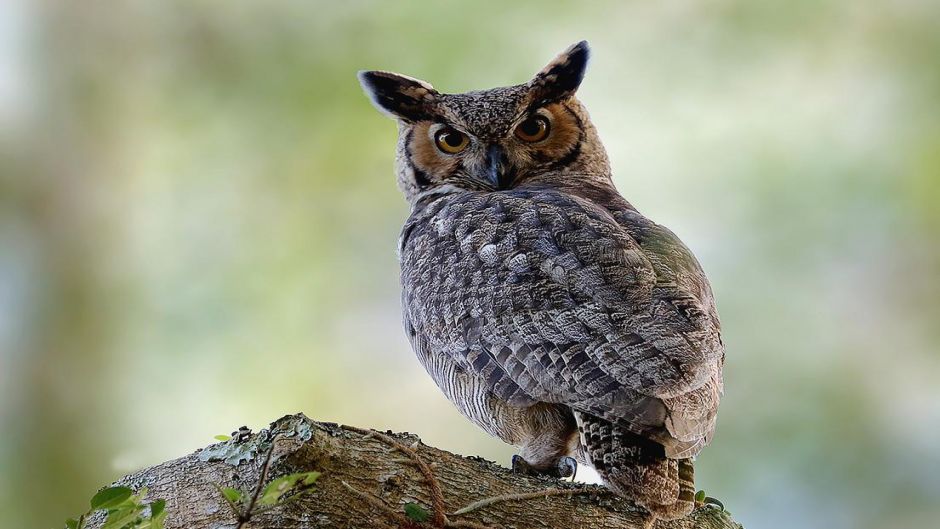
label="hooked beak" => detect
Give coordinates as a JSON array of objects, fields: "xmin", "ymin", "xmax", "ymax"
[{"xmin": 483, "ymin": 144, "xmax": 512, "ymax": 190}]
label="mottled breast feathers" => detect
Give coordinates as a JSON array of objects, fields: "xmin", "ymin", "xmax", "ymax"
[{"xmin": 400, "ymin": 188, "xmax": 724, "ymax": 458}]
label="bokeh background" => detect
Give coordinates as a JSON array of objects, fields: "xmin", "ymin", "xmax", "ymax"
[{"xmin": 2, "ymin": 1, "xmax": 939, "ymax": 528}]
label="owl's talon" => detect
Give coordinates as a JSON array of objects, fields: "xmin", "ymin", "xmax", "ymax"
[
  {"xmin": 511, "ymin": 454, "xmax": 577, "ymax": 480},
  {"xmin": 511, "ymin": 454, "xmax": 534, "ymax": 475},
  {"xmin": 703, "ymin": 496, "xmax": 724, "ymax": 511},
  {"xmin": 557, "ymin": 456, "xmax": 577, "ymax": 480}
]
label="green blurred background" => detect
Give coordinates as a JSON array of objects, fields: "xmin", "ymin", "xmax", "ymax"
[{"xmin": 2, "ymin": 1, "xmax": 939, "ymax": 527}]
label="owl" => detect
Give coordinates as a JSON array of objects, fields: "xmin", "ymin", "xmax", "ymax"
[{"xmin": 359, "ymin": 41, "xmax": 724, "ymax": 522}]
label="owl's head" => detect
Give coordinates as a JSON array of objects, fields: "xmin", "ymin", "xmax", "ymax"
[{"xmin": 359, "ymin": 41, "xmax": 610, "ymax": 202}]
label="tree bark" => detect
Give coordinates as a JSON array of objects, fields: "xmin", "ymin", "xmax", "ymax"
[{"xmin": 92, "ymin": 414, "xmax": 742, "ymax": 529}]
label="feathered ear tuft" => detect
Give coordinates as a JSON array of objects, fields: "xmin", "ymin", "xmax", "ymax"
[
  {"xmin": 528, "ymin": 41, "xmax": 590, "ymax": 105},
  {"xmin": 357, "ymin": 70, "xmax": 440, "ymax": 122}
]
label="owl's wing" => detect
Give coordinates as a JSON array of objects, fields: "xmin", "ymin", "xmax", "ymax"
[{"xmin": 401, "ymin": 189, "xmax": 724, "ymax": 458}]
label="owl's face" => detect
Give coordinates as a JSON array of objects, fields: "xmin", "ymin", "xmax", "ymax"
[{"xmin": 359, "ymin": 41, "xmax": 610, "ymax": 202}]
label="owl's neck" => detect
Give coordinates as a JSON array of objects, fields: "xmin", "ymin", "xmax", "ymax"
[
  {"xmin": 517, "ymin": 175, "xmax": 634, "ymax": 212},
  {"xmin": 410, "ymin": 176, "xmax": 636, "ymax": 220}
]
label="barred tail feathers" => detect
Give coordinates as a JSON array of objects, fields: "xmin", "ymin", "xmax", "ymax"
[{"xmin": 575, "ymin": 411, "xmax": 695, "ymax": 520}]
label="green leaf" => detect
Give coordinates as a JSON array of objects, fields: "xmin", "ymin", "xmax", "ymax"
[
  {"xmin": 68, "ymin": 514, "xmax": 87, "ymax": 529},
  {"xmin": 221, "ymin": 487, "xmax": 244, "ymax": 504},
  {"xmin": 694, "ymin": 490, "xmax": 706, "ymax": 503},
  {"xmin": 259, "ymin": 471, "xmax": 321, "ymax": 506},
  {"xmin": 149, "ymin": 499, "xmax": 166, "ymax": 518},
  {"xmin": 404, "ymin": 502, "xmax": 430, "ymax": 522},
  {"xmin": 299, "ymin": 471, "xmax": 320, "ymax": 486},
  {"xmin": 139, "ymin": 499, "xmax": 167, "ymax": 529},
  {"xmin": 90, "ymin": 486, "xmax": 134, "ymax": 510},
  {"xmin": 214, "ymin": 435, "xmax": 231, "ymax": 442},
  {"xmin": 101, "ymin": 505, "xmax": 142, "ymax": 529},
  {"xmin": 149, "ymin": 509, "xmax": 167, "ymax": 529}
]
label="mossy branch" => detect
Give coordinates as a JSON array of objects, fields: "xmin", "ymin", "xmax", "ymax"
[{"xmin": 84, "ymin": 414, "xmax": 742, "ymax": 529}]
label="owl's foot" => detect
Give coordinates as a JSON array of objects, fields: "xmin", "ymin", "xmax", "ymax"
[{"xmin": 511, "ymin": 454, "xmax": 577, "ymax": 480}]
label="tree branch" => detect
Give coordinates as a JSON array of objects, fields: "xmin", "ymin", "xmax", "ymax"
[{"xmin": 89, "ymin": 413, "xmax": 742, "ymax": 529}]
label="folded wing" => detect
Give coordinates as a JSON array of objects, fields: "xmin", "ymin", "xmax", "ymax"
[{"xmin": 401, "ymin": 189, "xmax": 724, "ymax": 458}]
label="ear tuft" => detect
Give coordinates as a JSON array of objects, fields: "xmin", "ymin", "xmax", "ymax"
[
  {"xmin": 529, "ymin": 41, "xmax": 590, "ymax": 105},
  {"xmin": 358, "ymin": 70, "xmax": 439, "ymax": 122}
]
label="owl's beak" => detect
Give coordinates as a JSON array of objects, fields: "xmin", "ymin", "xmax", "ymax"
[{"xmin": 484, "ymin": 144, "xmax": 512, "ymax": 190}]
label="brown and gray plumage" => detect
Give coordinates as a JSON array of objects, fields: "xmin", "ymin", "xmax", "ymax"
[{"xmin": 359, "ymin": 41, "xmax": 724, "ymax": 521}]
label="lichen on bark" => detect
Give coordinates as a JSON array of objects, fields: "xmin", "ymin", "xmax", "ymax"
[{"xmin": 86, "ymin": 414, "xmax": 742, "ymax": 529}]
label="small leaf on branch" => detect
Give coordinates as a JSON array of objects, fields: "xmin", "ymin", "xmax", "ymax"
[
  {"xmin": 404, "ymin": 502, "xmax": 430, "ymax": 522},
  {"xmin": 150, "ymin": 499, "xmax": 166, "ymax": 517},
  {"xmin": 100, "ymin": 504, "xmax": 142, "ymax": 529},
  {"xmin": 90, "ymin": 486, "xmax": 133, "ymax": 510},
  {"xmin": 221, "ymin": 487, "xmax": 244, "ymax": 504},
  {"xmin": 144, "ymin": 499, "xmax": 167, "ymax": 529},
  {"xmin": 259, "ymin": 471, "xmax": 321, "ymax": 505}
]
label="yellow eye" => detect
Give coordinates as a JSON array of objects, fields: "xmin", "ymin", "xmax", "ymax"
[
  {"xmin": 434, "ymin": 127, "xmax": 470, "ymax": 154},
  {"xmin": 514, "ymin": 115, "xmax": 551, "ymax": 142}
]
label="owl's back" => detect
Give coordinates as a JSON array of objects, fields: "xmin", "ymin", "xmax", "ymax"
[{"xmin": 400, "ymin": 185, "xmax": 723, "ymax": 459}]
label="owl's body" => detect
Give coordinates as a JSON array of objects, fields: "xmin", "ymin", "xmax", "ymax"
[{"xmin": 360, "ymin": 42, "xmax": 724, "ymax": 521}]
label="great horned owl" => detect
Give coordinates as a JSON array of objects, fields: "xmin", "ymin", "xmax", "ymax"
[{"xmin": 359, "ymin": 41, "xmax": 724, "ymax": 521}]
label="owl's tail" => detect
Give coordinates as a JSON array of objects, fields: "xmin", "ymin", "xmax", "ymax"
[{"xmin": 575, "ymin": 412, "xmax": 695, "ymax": 521}]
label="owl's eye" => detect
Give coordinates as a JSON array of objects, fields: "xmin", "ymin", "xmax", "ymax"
[
  {"xmin": 434, "ymin": 127, "xmax": 470, "ymax": 154},
  {"xmin": 514, "ymin": 115, "xmax": 551, "ymax": 142}
]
